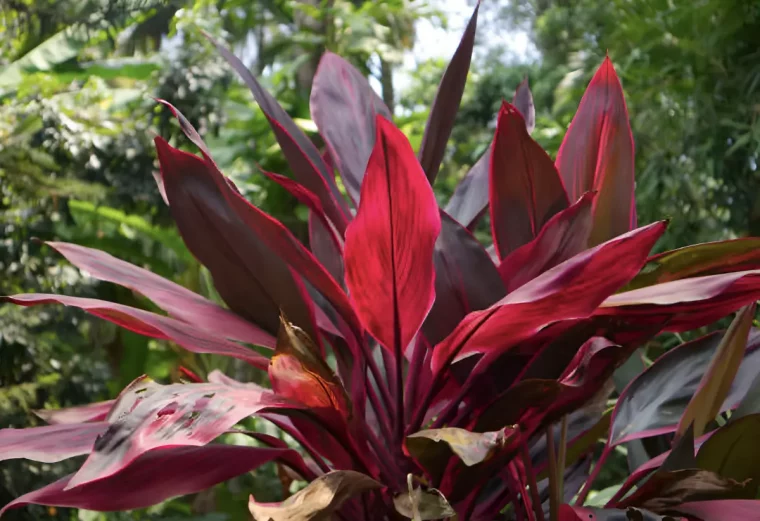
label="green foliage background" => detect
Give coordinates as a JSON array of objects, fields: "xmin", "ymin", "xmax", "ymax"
[{"xmin": 1, "ymin": 0, "xmax": 758, "ymax": 519}]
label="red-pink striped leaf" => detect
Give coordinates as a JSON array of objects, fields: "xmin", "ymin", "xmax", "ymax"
[
  {"xmin": 489, "ymin": 102, "xmax": 569, "ymax": 259},
  {"xmin": 310, "ymin": 52, "xmax": 391, "ymax": 204},
  {"xmin": 64, "ymin": 376, "xmax": 297, "ymax": 489},
  {"xmin": 598, "ymin": 270, "xmax": 760, "ymax": 331},
  {"xmin": 35, "ymin": 400, "xmax": 114, "ymax": 425},
  {"xmin": 418, "ymin": 2, "xmax": 479, "ymax": 184},
  {"xmin": 45, "ymin": 242, "xmax": 274, "ymax": 348},
  {"xmin": 5, "ymin": 294, "xmax": 270, "ymax": 369},
  {"xmin": 344, "ymin": 116, "xmax": 442, "ymax": 354},
  {"xmin": 0, "ymin": 445, "xmax": 290, "ymax": 516},
  {"xmin": 498, "ymin": 192, "xmax": 594, "ymax": 292},
  {"xmin": 431, "ymin": 221, "xmax": 666, "ymax": 372},
  {"xmin": 0, "ymin": 422, "xmax": 107, "ymax": 463},
  {"xmin": 556, "ymin": 57, "xmax": 636, "ymax": 246}
]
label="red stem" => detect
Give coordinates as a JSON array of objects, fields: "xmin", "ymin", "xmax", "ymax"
[
  {"xmin": 575, "ymin": 444, "xmax": 612, "ymax": 505},
  {"xmin": 404, "ymin": 336, "xmax": 427, "ymax": 419},
  {"xmin": 521, "ymin": 437, "xmax": 546, "ymax": 521}
]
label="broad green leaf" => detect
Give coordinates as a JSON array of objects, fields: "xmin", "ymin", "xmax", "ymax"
[{"xmin": 696, "ymin": 413, "xmax": 760, "ymax": 496}]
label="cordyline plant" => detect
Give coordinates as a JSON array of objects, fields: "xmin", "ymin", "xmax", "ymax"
[{"xmin": 4, "ymin": 4, "xmax": 760, "ymax": 521}]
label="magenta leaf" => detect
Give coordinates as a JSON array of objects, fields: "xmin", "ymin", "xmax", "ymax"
[
  {"xmin": 418, "ymin": 2, "xmax": 479, "ymax": 184},
  {"xmin": 310, "ymin": 52, "xmax": 391, "ymax": 204},
  {"xmin": 45, "ymin": 241, "xmax": 275, "ymax": 347},
  {"xmin": 0, "ymin": 445, "xmax": 290, "ymax": 516},
  {"xmin": 498, "ymin": 192, "xmax": 594, "ymax": 292},
  {"xmin": 344, "ymin": 115, "xmax": 441, "ymax": 354},
  {"xmin": 423, "ymin": 211, "xmax": 506, "ymax": 346},
  {"xmin": 556, "ymin": 57, "xmax": 636, "ymax": 246},
  {"xmin": 35, "ymin": 400, "xmax": 114, "ymax": 425},
  {"xmin": 489, "ymin": 101, "xmax": 569, "ymax": 259},
  {"xmin": 64, "ymin": 375, "xmax": 297, "ymax": 489},
  {"xmin": 194, "ymin": 42, "xmax": 350, "ymax": 232},
  {"xmin": 5, "ymin": 294, "xmax": 270, "ymax": 369},
  {"xmin": 431, "ymin": 221, "xmax": 666, "ymax": 372},
  {"xmin": 0, "ymin": 422, "xmax": 107, "ymax": 463}
]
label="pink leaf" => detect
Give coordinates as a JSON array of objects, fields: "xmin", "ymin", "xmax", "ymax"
[
  {"xmin": 45, "ymin": 242, "xmax": 274, "ymax": 347},
  {"xmin": 489, "ymin": 101, "xmax": 569, "ymax": 259},
  {"xmin": 5, "ymin": 294, "xmax": 270, "ymax": 369},
  {"xmin": 64, "ymin": 376, "xmax": 297, "ymax": 489},
  {"xmin": 556, "ymin": 57, "xmax": 636, "ymax": 246},
  {"xmin": 35, "ymin": 400, "xmax": 114, "ymax": 425},
  {"xmin": 0, "ymin": 423, "xmax": 107, "ymax": 463},
  {"xmin": 344, "ymin": 116, "xmax": 442, "ymax": 354}
]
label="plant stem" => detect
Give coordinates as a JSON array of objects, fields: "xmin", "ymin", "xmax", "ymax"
[
  {"xmin": 404, "ymin": 337, "xmax": 427, "ymax": 418},
  {"xmin": 575, "ymin": 444, "xmax": 612, "ymax": 505},
  {"xmin": 520, "ymin": 437, "xmax": 546, "ymax": 521},
  {"xmin": 546, "ymin": 426, "xmax": 559, "ymax": 521},
  {"xmin": 557, "ymin": 416, "xmax": 568, "ymax": 502}
]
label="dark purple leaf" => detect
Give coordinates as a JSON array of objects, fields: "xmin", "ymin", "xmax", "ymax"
[
  {"xmin": 310, "ymin": 52, "xmax": 391, "ymax": 204},
  {"xmin": 444, "ymin": 150, "xmax": 489, "ymax": 229},
  {"xmin": 422, "ymin": 211, "xmax": 506, "ymax": 346},
  {"xmin": 418, "ymin": 2, "xmax": 479, "ymax": 184},
  {"xmin": 513, "ymin": 77, "xmax": 536, "ymax": 133}
]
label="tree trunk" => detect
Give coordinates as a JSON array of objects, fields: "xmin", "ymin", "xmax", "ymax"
[{"xmin": 380, "ymin": 57, "xmax": 395, "ymax": 114}]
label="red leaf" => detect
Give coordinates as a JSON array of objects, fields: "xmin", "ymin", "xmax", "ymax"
[
  {"xmin": 598, "ymin": 270, "xmax": 760, "ymax": 331},
  {"xmin": 489, "ymin": 102, "xmax": 569, "ymax": 259},
  {"xmin": 5, "ymin": 294, "xmax": 270, "ymax": 369},
  {"xmin": 35, "ymin": 400, "xmax": 114, "ymax": 425},
  {"xmin": 423, "ymin": 211, "xmax": 506, "ymax": 346},
  {"xmin": 431, "ymin": 221, "xmax": 666, "ymax": 373},
  {"xmin": 0, "ymin": 445, "xmax": 289, "ymax": 516},
  {"xmin": 555, "ymin": 57, "xmax": 636, "ymax": 246},
  {"xmin": 310, "ymin": 52, "xmax": 391, "ymax": 204},
  {"xmin": 418, "ymin": 2, "xmax": 479, "ymax": 184},
  {"xmin": 344, "ymin": 116, "xmax": 442, "ymax": 353},
  {"xmin": 0, "ymin": 423, "xmax": 107, "ymax": 463},
  {"xmin": 65, "ymin": 376, "xmax": 297, "ymax": 489},
  {"xmin": 155, "ymin": 137, "xmax": 318, "ymax": 339},
  {"xmin": 45, "ymin": 242, "xmax": 274, "ymax": 347},
  {"xmin": 498, "ymin": 192, "xmax": 594, "ymax": 292}
]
